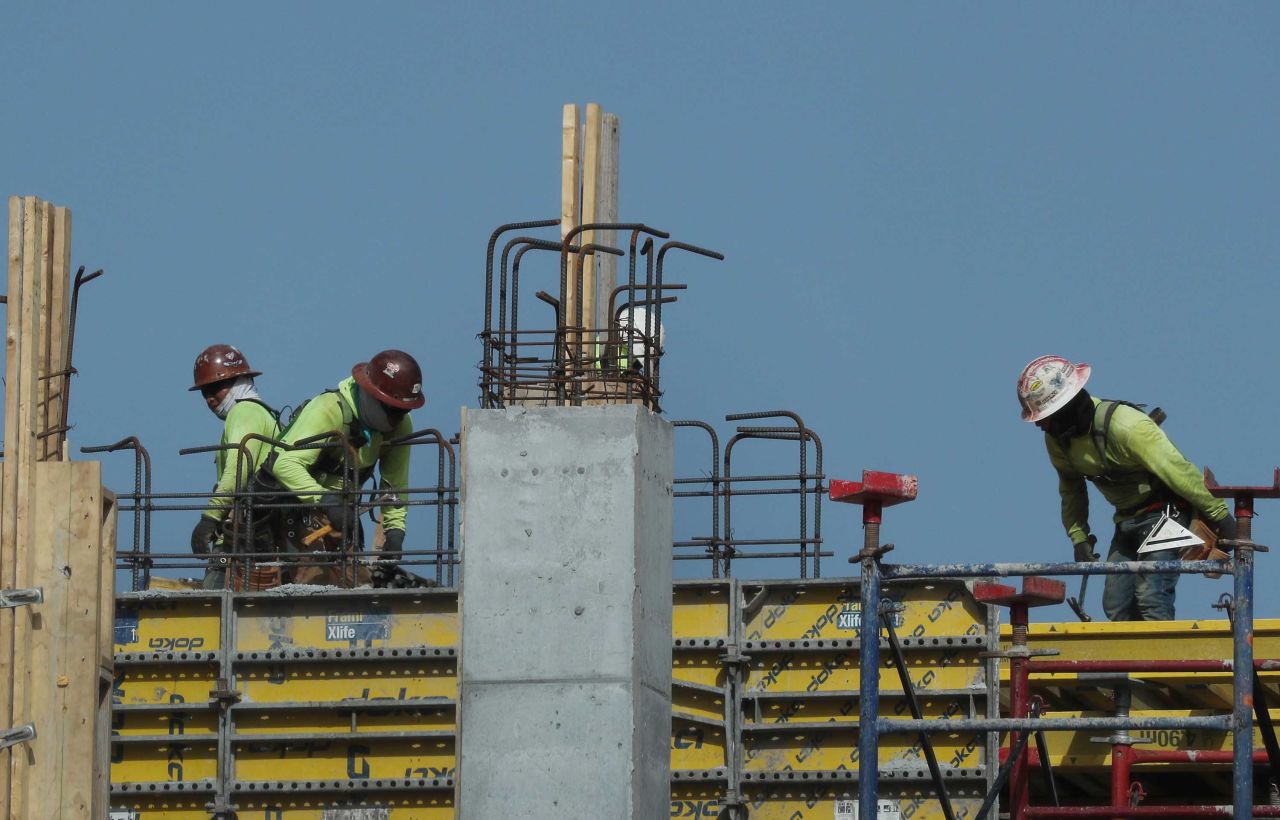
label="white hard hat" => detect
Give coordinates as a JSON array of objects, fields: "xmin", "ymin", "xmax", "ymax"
[
  {"xmin": 618, "ymin": 306, "xmax": 666, "ymax": 366},
  {"xmin": 1017, "ymin": 355, "xmax": 1091, "ymax": 422}
]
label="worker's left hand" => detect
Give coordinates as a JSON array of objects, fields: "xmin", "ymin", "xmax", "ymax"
[
  {"xmin": 190, "ymin": 516, "xmax": 219, "ymax": 554},
  {"xmin": 381, "ymin": 529, "xmax": 405, "ymax": 556},
  {"xmin": 1213, "ymin": 513, "xmax": 1239, "ymax": 543},
  {"xmin": 1073, "ymin": 540, "xmax": 1098, "ymax": 562}
]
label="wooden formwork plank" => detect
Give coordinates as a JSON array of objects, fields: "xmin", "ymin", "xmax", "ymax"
[
  {"xmin": 596, "ymin": 112, "xmax": 620, "ymax": 331},
  {"xmin": 46, "ymin": 207, "xmax": 70, "ymax": 461},
  {"xmin": 580, "ymin": 102, "xmax": 603, "ymax": 339},
  {"xmin": 36, "ymin": 201, "xmax": 53, "ymax": 461},
  {"xmin": 560, "ymin": 104, "xmax": 581, "ymax": 368},
  {"xmin": 8, "ymin": 195, "xmax": 44, "ymax": 820},
  {"xmin": 93, "ymin": 490, "xmax": 116, "ymax": 820},
  {"xmin": 0, "ymin": 195, "xmax": 23, "ymax": 820},
  {"xmin": 26, "ymin": 461, "xmax": 103, "ymax": 818}
]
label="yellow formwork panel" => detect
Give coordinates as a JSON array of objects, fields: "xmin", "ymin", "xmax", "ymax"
[
  {"xmin": 114, "ymin": 597, "xmax": 223, "ymax": 653},
  {"xmin": 110, "ymin": 796, "xmax": 456, "ymax": 819},
  {"xmin": 236, "ymin": 591, "xmax": 457, "ymax": 652},
  {"xmin": 671, "ymin": 716, "xmax": 728, "ymax": 770},
  {"xmin": 113, "ymin": 711, "xmax": 218, "ymax": 738},
  {"xmin": 234, "ymin": 738, "xmax": 455, "ymax": 781},
  {"xmin": 114, "ymin": 666, "xmax": 218, "ymax": 706},
  {"xmin": 106, "ymin": 798, "xmax": 212, "ymax": 819},
  {"xmin": 673, "ymin": 651, "xmax": 726, "ymax": 690},
  {"xmin": 744, "ymin": 650, "xmax": 985, "ymax": 694},
  {"xmin": 235, "ymin": 795, "xmax": 455, "ymax": 818},
  {"xmin": 742, "ymin": 579, "xmax": 985, "ymax": 643},
  {"xmin": 1004, "ymin": 617, "xmax": 1280, "ymax": 661},
  {"xmin": 234, "ymin": 708, "xmax": 455, "ymax": 736},
  {"xmin": 238, "ymin": 663, "xmax": 457, "ymax": 703},
  {"xmin": 674, "ymin": 582, "xmax": 732, "ymax": 639},
  {"xmin": 110, "ymin": 740, "xmax": 219, "ymax": 784},
  {"xmin": 673, "ymin": 680, "xmax": 726, "ymax": 722},
  {"xmin": 743, "ymin": 727, "xmax": 985, "ymax": 773},
  {"xmin": 738, "ymin": 786, "xmax": 983, "ymax": 820}
]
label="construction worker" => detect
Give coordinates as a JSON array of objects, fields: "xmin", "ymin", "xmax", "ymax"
[
  {"xmin": 1018, "ymin": 355, "xmax": 1237, "ymax": 621},
  {"xmin": 189, "ymin": 344, "xmax": 280, "ymax": 589},
  {"xmin": 266, "ymin": 349, "xmax": 424, "ymax": 584}
]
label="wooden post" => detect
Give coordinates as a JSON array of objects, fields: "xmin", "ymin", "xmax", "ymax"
[
  {"xmin": 0, "ymin": 197, "xmax": 22, "ymax": 820},
  {"xmin": 8, "ymin": 195, "xmax": 44, "ymax": 820},
  {"xmin": 25, "ymin": 461, "xmax": 107, "ymax": 819},
  {"xmin": 93, "ymin": 491, "xmax": 116, "ymax": 819},
  {"xmin": 2, "ymin": 196, "xmax": 81, "ymax": 818},
  {"xmin": 580, "ymin": 102, "xmax": 603, "ymax": 341},
  {"xmin": 561, "ymin": 104, "xmax": 581, "ymax": 379},
  {"xmin": 595, "ymin": 112, "xmax": 620, "ymax": 332},
  {"xmin": 45, "ymin": 207, "xmax": 71, "ymax": 461}
]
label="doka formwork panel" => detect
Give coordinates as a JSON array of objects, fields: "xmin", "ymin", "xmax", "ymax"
[
  {"xmin": 457, "ymin": 405, "xmax": 674, "ymax": 820},
  {"xmin": 108, "ymin": 578, "xmax": 994, "ymax": 816}
]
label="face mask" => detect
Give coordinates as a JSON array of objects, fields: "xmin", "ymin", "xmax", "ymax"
[
  {"xmin": 357, "ymin": 387, "xmax": 397, "ymax": 433},
  {"xmin": 213, "ymin": 376, "xmax": 261, "ymax": 420}
]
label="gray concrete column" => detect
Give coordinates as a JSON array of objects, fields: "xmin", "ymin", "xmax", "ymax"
[{"xmin": 457, "ymin": 405, "xmax": 673, "ymax": 818}]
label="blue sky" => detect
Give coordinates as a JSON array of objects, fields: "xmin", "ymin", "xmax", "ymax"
[{"xmin": 3, "ymin": 4, "xmax": 1278, "ymax": 618}]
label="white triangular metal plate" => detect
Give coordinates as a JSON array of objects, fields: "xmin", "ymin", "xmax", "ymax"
[{"xmin": 1137, "ymin": 512, "xmax": 1204, "ymax": 554}]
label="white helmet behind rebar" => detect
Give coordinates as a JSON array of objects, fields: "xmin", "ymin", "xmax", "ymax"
[
  {"xmin": 618, "ymin": 306, "xmax": 666, "ymax": 370},
  {"xmin": 1017, "ymin": 355, "xmax": 1091, "ymax": 422}
]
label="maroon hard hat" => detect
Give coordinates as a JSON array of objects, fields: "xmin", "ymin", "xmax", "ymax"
[
  {"xmin": 190, "ymin": 344, "xmax": 261, "ymax": 391},
  {"xmin": 352, "ymin": 350, "xmax": 425, "ymax": 410}
]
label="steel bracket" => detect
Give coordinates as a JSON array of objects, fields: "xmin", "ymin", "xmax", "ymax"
[
  {"xmin": 0, "ymin": 723, "xmax": 36, "ymax": 751},
  {"xmin": 0, "ymin": 587, "xmax": 43, "ymax": 609},
  {"xmin": 209, "ymin": 679, "xmax": 242, "ymax": 708}
]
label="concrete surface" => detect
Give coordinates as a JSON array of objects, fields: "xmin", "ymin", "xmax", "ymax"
[{"xmin": 457, "ymin": 405, "xmax": 674, "ymax": 818}]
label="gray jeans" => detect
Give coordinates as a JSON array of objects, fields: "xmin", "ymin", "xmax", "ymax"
[{"xmin": 1101, "ymin": 506, "xmax": 1185, "ymax": 621}]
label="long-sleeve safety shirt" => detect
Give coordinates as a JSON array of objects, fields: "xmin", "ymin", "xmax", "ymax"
[
  {"xmin": 1045, "ymin": 397, "xmax": 1228, "ymax": 546},
  {"xmin": 204, "ymin": 400, "xmax": 280, "ymax": 523},
  {"xmin": 270, "ymin": 377, "xmax": 413, "ymax": 533}
]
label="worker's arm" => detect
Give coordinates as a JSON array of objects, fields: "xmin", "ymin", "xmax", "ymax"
[
  {"xmin": 204, "ymin": 402, "xmax": 275, "ymax": 523},
  {"xmin": 375, "ymin": 413, "xmax": 414, "ymax": 535},
  {"xmin": 1045, "ymin": 434, "xmax": 1092, "ymax": 547},
  {"xmin": 271, "ymin": 394, "xmax": 346, "ymax": 504},
  {"xmin": 1113, "ymin": 416, "xmax": 1229, "ymax": 522}
]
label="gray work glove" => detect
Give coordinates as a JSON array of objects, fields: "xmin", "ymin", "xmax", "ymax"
[
  {"xmin": 319, "ymin": 493, "xmax": 355, "ymax": 534},
  {"xmin": 1213, "ymin": 513, "xmax": 1239, "ymax": 544},
  {"xmin": 372, "ymin": 529, "xmax": 405, "ymax": 587},
  {"xmin": 191, "ymin": 516, "xmax": 219, "ymax": 555},
  {"xmin": 1073, "ymin": 539, "xmax": 1099, "ymax": 562}
]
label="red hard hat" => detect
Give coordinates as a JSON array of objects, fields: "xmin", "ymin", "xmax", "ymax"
[
  {"xmin": 352, "ymin": 350, "xmax": 425, "ymax": 410},
  {"xmin": 190, "ymin": 344, "xmax": 261, "ymax": 391}
]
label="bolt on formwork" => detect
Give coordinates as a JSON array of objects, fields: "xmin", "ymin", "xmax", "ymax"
[{"xmin": 834, "ymin": 467, "xmax": 1280, "ymax": 820}]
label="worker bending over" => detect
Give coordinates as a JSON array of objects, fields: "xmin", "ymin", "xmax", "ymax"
[
  {"xmin": 267, "ymin": 349, "xmax": 423, "ymax": 584},
  {"xmin": 189, "ymin": 344, "xmax": 280, "ymax": 589},
  {"xmin": 1017, "ymin": 355, "xmax": 1236, "ymax": 621}
]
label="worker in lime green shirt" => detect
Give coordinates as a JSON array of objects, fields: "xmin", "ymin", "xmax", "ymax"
[
  {"xmin": 189, "ymin": 344, "xmax": 280, "ymax": 590},
  {"xmin": 268, "ymin": 350, "xmax": 424, "ymax": 580},
  {"xmin": 1017, "ymin": 356, "xmax": 1236, "ymax": 621}
]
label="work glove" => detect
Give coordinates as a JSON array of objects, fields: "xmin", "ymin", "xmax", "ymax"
[
  {"xmin": 1213, "ymin": 513, "xmax": 1239, "ymax": 544},
  {"xmin": 381, "ymin": 529, "xmax": 405, "ymax": 557},
  {"xmin": 190, "ymin": 516, "xmax": 219, "ymax": 555},
  {"xmin": 319, "ymin": 493, "xmax": 355, "ymax": 534},
  {"xmin": 372, "ymin": 529, "xmax": 405, "ymax": 587},
  {"xmin": 1073, "ymin": 539, "xmax": 1099, "ymax": 562}
]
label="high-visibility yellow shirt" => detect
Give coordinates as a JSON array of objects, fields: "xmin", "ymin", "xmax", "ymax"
[
  {"xmin": 1045, "ymin": 397, "xmax": 1228, "ymax": 546},
  {"xmin": 270, "ymin": 377, "xmax": 413, "ymax": 533},
  {"xmin": 205, "ymin": 399, "xmax": 280, "ymax": 523}
]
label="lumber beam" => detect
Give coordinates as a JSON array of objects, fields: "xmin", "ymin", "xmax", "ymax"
[
  {"xmin": 580, "ymin": 102, "xmax": 603, "ymax": 339},
  {"xmin": 595, "ymin": 112, "xmax": 620, "ymax": 331}
]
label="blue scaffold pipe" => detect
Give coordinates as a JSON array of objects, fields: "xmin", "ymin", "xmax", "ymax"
[
  {"xmin": 1234, "ymin": 547, "xmax": 1256, "ymax": 818},
  {"xmin": 858, "ymin": 554, "xmax": 882, "ymax": 820},
  {"xmin": 877, "ymin": 715, "xmax": 1232, "ymax": 735},
  {"xmin": 882, "ymin": 559, "xmax": 1230, "ymax": 580}
]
